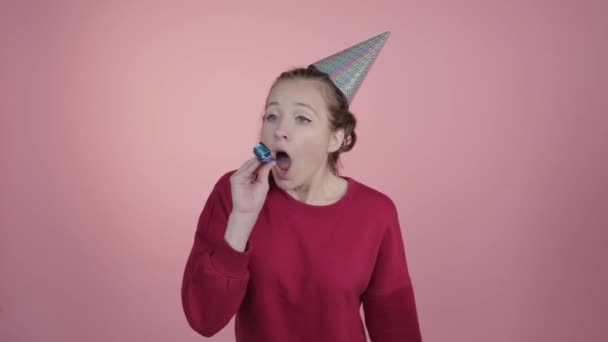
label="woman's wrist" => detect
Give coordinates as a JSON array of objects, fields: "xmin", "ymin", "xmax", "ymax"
[{"xmin": 224, "ymin": 211, "xmax": 258, "ymax": 252}]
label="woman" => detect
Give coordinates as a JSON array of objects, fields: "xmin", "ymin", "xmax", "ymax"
[{"xmin": 181, "ymin": 32, "xmax": 422, "ymax": 342}]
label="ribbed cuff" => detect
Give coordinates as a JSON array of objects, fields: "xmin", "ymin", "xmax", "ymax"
[{"xmin": 210, "ymin": 238, "xmax": 253, "ymax": 277}]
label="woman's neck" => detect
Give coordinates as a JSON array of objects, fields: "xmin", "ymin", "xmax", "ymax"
[{"xmin": 286, "ymin": 169, "xmax": 348, "ymax": 206}]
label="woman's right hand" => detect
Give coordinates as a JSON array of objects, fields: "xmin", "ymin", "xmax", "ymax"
[{"xmin": 229, "ymin": 157, "xmax": 276, "ymax": 216}]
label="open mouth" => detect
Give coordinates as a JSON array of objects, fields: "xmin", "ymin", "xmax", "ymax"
[{"xmin": 275, "ymin": 151, "xmax": 292, "ymax": 171}]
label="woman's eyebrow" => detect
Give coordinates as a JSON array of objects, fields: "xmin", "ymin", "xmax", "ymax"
[
  {"xmin": 266, "ymin": 101, "xmax": 317, "ymax": 116},
  {"xmin": 293, "ymin": 102, "xmax": 316, "ymax": 113}
]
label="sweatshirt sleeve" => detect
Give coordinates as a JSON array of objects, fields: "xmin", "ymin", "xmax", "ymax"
[
  {"xmin": 181, "ymin": 172, "xmax": 252, "ymax": 337},
  {"xmin": 361, "ymin": 200, "xmax": 423, "ymax": 342}
]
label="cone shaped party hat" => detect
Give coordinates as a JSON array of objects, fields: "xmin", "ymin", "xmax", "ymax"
[{"xmin": 310, "ymin": 31, "xmax": 390, "ymax": 104}]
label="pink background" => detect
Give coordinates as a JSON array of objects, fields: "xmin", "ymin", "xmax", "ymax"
[{"xmin": 1, "ymin": 1, "xmax": 607, "ymax": 341}]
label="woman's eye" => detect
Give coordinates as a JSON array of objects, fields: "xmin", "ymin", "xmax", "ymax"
[
  {"xmin": 265, "ymin": 114, "xmax": 278, "ymax": 121},
  {"xmin": 296, "ymin": 116, "xmax": 311, "ymax": 124}
]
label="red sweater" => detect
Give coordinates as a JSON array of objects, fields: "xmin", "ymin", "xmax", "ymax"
[{"xmin": 181, "ymin": 171, "xmax": 422, "ymax": 341}]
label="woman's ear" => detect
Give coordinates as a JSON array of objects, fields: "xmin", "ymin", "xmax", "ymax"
[{"xmin": 328, "ymin": 128, "xmax": 345, "ymax": 153}]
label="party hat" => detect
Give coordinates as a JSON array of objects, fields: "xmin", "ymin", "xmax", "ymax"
[{"xmin": 310, "ymin": 31, "xmax": 391, "ymax": 104}]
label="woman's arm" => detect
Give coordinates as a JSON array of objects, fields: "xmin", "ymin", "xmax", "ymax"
[
  {"xmin": 362, "ymin": 201, "xmax": 423, "ymax": 342},
  {"xmin": 181, "ymin": 176, "xmax": 253, "ymax": 337}
]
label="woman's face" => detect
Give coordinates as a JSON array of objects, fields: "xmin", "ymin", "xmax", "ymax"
[{"xmin": 261, "ymin": 78, "xmax": 343, "ymax": 189}]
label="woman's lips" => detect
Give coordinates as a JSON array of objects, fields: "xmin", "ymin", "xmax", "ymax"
[
  {"xmin": 274, "ymin": 165, "xmax": 289, "ymax": 179},
  {"xmin": 275, "ymin": 151, "xmax": 292, "ymax": 171}
]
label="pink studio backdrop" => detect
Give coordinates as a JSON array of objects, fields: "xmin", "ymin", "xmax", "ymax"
[{"xmin": 1, "ymin": 1, "xmax": 606, "ymax": 341}]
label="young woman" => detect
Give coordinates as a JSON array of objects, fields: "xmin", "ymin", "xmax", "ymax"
[{"xmin": 181, "ymin": 32, "xmax": 422, "ymax": 342}]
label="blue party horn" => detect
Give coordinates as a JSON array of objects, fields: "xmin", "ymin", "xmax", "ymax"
[{"xmin": 253, "ymin": 142, "xmax": 276, "ymax": 162}]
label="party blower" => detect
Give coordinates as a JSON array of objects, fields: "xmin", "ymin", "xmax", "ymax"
[{"xmin": 253, "ymin": 142, "xmax": 292, "ymax": 173}]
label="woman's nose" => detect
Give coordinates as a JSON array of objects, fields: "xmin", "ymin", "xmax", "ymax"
[
  {"xmin": 274, "ymin": 121, "xmax": 290, "ymax": 140},
  {"xmin": 274, "ymin": 128, "xmax": 288, "ymax": 140}
]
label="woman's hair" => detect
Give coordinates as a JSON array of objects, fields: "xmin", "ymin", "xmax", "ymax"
[{"xmin": 270, "ymin": 65, "xmax": 358, "ymax": 175}]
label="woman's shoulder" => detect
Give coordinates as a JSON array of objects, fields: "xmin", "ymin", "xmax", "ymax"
[
  {"xmin": 346, "ymin": 177, "xmax": 402, "ymax": 233},
  {"xmin": 215, "ymin": 169, "xmax": 237, "ymax": 187},
  {"xmin": 206, "ymin": 170, "xmax": 237, "ymax": 200},
  {"xmin": 348, "ymin": 177, "xmax": 398, "ymax": 214}
]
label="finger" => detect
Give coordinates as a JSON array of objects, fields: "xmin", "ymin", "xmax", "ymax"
[
  {"xmin": 242, "ymin": 158, "xmax": 263, "ymax": 176},
  {"xmin": 254, "ymin": 160, "xmax": 275, "ymax": 184},
  {"xmin": 234, "ymin": 157, "xmax": 259, "ymax": 176},
  {"xmin": 231, "ymin": 159, "xmax": 258, "ymax": 183},
  {"xmin": 235, "ymin": 160, "xmax": 268, "ymax": 184}
]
